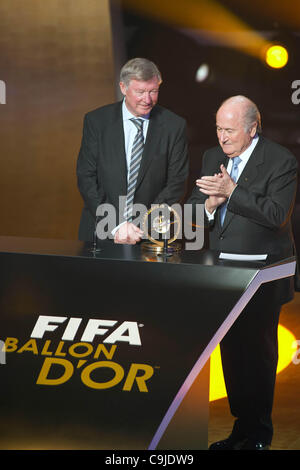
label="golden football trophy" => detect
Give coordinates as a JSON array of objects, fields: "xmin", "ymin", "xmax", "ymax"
[{"xmin": 142, "ymin": 204, "xmax": 181, "ymax": 255}]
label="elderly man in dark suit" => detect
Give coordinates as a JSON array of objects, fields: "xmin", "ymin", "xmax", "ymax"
[
  {"xmin": 188, "ymin": 95, "xmax": 298, "ymax": 450},
  {"xmin": 76, "ymin": 58, "xmax": 188, "ymax": 244}
]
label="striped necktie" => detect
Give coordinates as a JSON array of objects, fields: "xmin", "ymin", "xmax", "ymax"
[
  {"xmin": 220, "ymin": 156, "xmax": 241, "ymax": 226},
  {"xmin": 124, "ymin": 118, "xmax": 144, "ymax": 222}
]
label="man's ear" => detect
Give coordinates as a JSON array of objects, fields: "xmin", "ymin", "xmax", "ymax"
[
  {"xmin": 119, "ymin": 81, "xmax": 126, "ymax": 96},
  {"xmin": 250, "ymin": 122, "xmax": 258, "ymax": 138}
]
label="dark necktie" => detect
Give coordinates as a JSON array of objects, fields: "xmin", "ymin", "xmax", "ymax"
[
  {"xmin": 124, "ymin": 118, "xmax": 144, "ymax": 222},
  {"xmin": 220, "ymin": 156, "xmax": 241, "ymax": 226}
]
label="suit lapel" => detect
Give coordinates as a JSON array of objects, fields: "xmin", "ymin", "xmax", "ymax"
[
  {"xmin": 135, "ymin": 106, "xmax": 162, "ymax": 191},
  {"xmin": 108, "ymin": 102, "xmax": 127, "ymax": 194},
  {"xmin": 220, "ymin": 137, "xmax": 265, "ymax": 232},
  {"xmin": 237, "ymin": 137, "xmax": 265, "ymax": 186}
]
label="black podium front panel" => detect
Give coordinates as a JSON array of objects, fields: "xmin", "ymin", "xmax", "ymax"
[{"xmin": 0, "ymin": 237, "xmax": 295, "ymax": 450}]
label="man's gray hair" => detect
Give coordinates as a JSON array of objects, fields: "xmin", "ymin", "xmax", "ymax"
[
  {"xmin": 220, "ymin": 95, "xmax": 262, "ymax": 133},
  {"xmin": 243, "ymin": 99, "xmax": 262, "ymax": 133},
  {"xmin": 120, "ymin": 58, "xmax": 162, "ymax": 87}
]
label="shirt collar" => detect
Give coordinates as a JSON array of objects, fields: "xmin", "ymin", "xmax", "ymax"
[{"xmin": 238, "ymin": 134, "xmax": 259, "ymax": 162}]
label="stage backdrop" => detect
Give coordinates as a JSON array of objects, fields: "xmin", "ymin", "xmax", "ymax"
[{"xmin": 0, "ymin": 0, "xmax": 115, "ymax": 240}]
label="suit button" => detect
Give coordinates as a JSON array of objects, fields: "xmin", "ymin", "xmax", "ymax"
[{"xmin": 219, "ymin": 236, "xmax": 224, "ymax": 240}]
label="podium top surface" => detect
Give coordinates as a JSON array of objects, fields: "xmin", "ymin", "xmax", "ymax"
[{"xmin": 0, "ymin": 235, "xmax": 295, "ymax": 273}]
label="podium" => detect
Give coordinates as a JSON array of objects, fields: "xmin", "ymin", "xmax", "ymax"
[{"xmin": 0, "ymin": 236, "xmax": 295, "ymax": 450}]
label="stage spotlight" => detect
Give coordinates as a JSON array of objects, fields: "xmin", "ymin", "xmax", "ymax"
[
  {"xmin": 265, "ymin": 44, "xmax": 289, "ymax": 69},
  {"xmin": 195, "ymin": 63, "xmax": 210, "ymax": 82}
]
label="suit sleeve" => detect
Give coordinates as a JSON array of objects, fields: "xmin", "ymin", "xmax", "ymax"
[
  {"xmin": 76, "ymin": 113, "xmax": 105, "ymax": 218},
  {"xmin": 228, "ymin": 151, "xmax": 298, "ymax": 230}
]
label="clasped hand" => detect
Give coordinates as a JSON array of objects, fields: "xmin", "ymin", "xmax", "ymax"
[
  {"xmin": 114, "ymin": 221, "xmax": 144, "ymax": 244},
  {"xmin": 196, "ymin": 164, "xmax": 237, "ymax": 213}
]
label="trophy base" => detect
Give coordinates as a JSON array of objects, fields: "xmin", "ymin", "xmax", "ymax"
[
  {"xmin": 88, "ymin": 241, "xmax": 102, "ymax": 253},
  {"xmin": 141, "ymin": 241, "xmax": 182, "ymax": 254},
  {"xmin": 90, "ymin": 247, "xmax": 102, "ymax": 253}
]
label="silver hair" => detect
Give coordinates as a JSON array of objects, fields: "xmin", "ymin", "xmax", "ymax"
[
  {"xmin": 243, "ymin": 99, "xmax": 262, "ymax": 133},
  {"xmin": 220, "ymin": 95, "xmax": 262, "ymax": 133},
  {"xmin": 120, "ymin": 58, "xmax": 162, "ymax": 88}
]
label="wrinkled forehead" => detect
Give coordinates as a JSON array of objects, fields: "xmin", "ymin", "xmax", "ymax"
[
  {"xmin": 216, "ymin": 105, "xmax": 245, "ymax": 129},
  {"xmin": 127, "ymin": 76, "xmax": 161, "ymax": 89}
]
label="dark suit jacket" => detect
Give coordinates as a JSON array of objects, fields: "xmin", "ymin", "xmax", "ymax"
[
  {"xmin": 188, "ymin": 136, "xmax": 299, "ymax": 304},
  {"xmin": 77, "ymin": 101, "xmax": 189, "ymax": 241}
]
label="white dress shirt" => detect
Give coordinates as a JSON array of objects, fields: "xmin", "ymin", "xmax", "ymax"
[
  {"xmin": 122, "ymin": 99, "xmax": 150, "ymax": 177},
  {"xmin": 111, "ymin": 100, "xmax": 150, "ymax": 235},
  {"xmin": 225, "ymin": 134, "xmax": 259, "ymax": 180}
]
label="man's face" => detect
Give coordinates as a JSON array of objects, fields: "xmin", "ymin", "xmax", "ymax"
[
  {"xmin": 216, "ymin": 104, "xmax": 257, "ymax": 158},
  {"xmin": 119, "ymin": 76, "xmax": 160, "ymax": 117}
]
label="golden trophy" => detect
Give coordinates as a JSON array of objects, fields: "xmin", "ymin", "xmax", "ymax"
[{"xmin": 142, "ymin": 204, "xmax": 181, "ymax": 255}]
